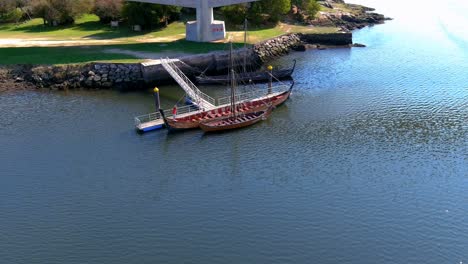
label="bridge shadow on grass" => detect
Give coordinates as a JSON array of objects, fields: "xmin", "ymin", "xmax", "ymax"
[
  {"xmin": 10, "ymin": 22, "xmax": 84, "ymax": 33},
  {"xmin": 73, "ymin": 21, "xmax": 150, "ymax": 39},
  {"xmin": 0, "ymin": 24, "xmax": 13, "ymax": 31},
  {"xmin": 83, "ymin": 30, "xmax": 145, "ymax": 40}
]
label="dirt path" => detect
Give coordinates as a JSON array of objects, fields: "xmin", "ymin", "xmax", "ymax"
[
  {"xmin": 0, "ymin": 34, "xmax": 186, "ymax": 48},
  {"xmin": 0, "ymin": 38, "xmax": 123, "ymax": 47}
]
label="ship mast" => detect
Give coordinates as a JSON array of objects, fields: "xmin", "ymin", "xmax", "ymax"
[
  {"xmin": 243, "ymin": 18, "xmax": 248, "ymax": 73},
  {"xmin": 230, "ymin": 41, "xmax": 236, "ymax": 118}
]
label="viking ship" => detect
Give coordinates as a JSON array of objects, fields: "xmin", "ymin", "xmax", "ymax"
[
  {"xmin": 159, "ymin": 88, "xmax": 292, "ymax": 131},
  {"xmin": 159, "ymin": 37, "xmax": 294, "ymax": 132},
  {"xmin": 196, "ymin": 20, "xmax": 296, "ymax": 85},
  {"xmin": 199, "ymin": 42, "xmax": 273, "ymax": 133},
  {"xmin": 199, "ymin": 107, "xmax": 272, "ymax": 132},
  {"xmin": 196, "ymin": 60, "xmax": 296, "ymax": 85}
]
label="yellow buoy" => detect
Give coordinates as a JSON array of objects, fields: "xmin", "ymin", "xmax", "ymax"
[{"xmin": 267, "ymin": 65, "xmax": 273, "ymax": 71}]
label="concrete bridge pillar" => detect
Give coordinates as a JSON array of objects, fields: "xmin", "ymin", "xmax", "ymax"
[
  {"xmin": 197, "ymin": 1, "xmax": 214, "ymax": 42},
  {"xmin": 187, "ymin": 0, "xmax": 225, "ymax": 42},
  {"xmin": 128, "ymin": 0, "xmax": 257, "ymax": 42}
]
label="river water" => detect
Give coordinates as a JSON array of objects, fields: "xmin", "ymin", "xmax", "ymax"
[{"xmin": 1, "ymin": 1, "xmax": 467, "ymax": 263}]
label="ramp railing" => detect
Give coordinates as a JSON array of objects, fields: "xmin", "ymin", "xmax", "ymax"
[{"xmin": 160, "ymin": 58, "xmax": 216, "ymax": 109}]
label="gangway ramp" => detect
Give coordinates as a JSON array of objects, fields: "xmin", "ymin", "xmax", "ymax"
[{"xmin": 160, "ymin": 58, "xmax": 216, "ymax": 110}]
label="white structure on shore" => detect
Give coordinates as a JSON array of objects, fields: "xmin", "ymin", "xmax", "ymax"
[{"xmin": 128, "ymin": 0, "xmax": 258, "ymax": 42}]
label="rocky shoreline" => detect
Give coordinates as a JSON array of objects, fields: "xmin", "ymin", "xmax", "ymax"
[
  {"xmin": 0, "ymin": 66, "xmax": 36, "ymax": 93},
  {"xmin": 312, "ymin": 0, "xmax": 391, "ymax": 31},
  {"xmin": 0, "ymin": 1, "xmax": 388, "ymax": 92},
  {"xmin": 0, "ymin": 33, "xmax": 354, "ymax": 92}
]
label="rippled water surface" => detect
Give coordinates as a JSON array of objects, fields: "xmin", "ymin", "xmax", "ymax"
[{"xmin": 1, "ymin": 1, "xmax": 467, "ymax": 263}]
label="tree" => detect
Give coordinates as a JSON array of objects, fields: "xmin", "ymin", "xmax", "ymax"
[
  {"xmin": 221, "ymin": 4, "xmax": 248, "ymax": 25},
  {"xmin": 122, "ymin": 2, "xmax": 180, "ymax": 29},
  {"xmin": 259, "ymin": 0, "xmax": 290, "ymax": 23},
  {"xmin": 31, "ymin": 0, "xmax": 93, "ymax": 26},
  {"xmin": 291, "ymin": 0, "xmax": 320, "ymax": 18},
  {"xmin": 244, "ymin": 0, "xmax": 291, "ymax": 25},
  {"xmin": 122, "ymin": 2, "xmax": 157, "ymax": 29},
  {"xmin": 0, "ymin": 0, "xmax": 26, "ymax": 23},
  {"xmin": 29, "ymin": 0, "xmax": 49, "ymax": 25},
  {"xmin": 223, "ymin": 0, "xmax": 319, "ymax": 26},
  {"xmin": 245, "ymin": 2, "xmax": 264, "ymax": 25},
  {"xmin": 158, "ymin": 5, "xmax": 181, "ymax": 26},
  {"xmin": 94, "ymin": 0, "xmax": 123, "ymax": 23}
]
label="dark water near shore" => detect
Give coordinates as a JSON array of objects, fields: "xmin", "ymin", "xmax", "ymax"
[{"xmin": 1, "ymin": 1, "xmax": 467, "ymax": 263}]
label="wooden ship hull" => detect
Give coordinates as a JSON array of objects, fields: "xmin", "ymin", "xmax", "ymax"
[
  {"xmin": 199, "ymin": 108, "xmax": 273, "ymax": 133},
  {"xmin": 161, "ymin": 101, "xmax": 268, "ymax": 131},
  {"xmin": 161, "ymin": 85, "xmax": 293, "ymax": 131},
  {"xmin": 196, "ymin": 60, "xmax": 296, "ymax": 85}
]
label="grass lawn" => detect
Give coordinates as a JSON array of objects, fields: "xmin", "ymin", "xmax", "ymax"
[
  {"xmin": 0, "ymin": 14, "xmax": 186, "ymax": 41},
  {"xmin": 0, "ymin": 46, "xmax": 139, "ymax": 65},
  {"xmin": 0, "ymin": 41, "xmax": 250, "ymax": 65},
  {"xmin": 227, "ymin": 23, "xmax": 339, "ymax": 43},
  {"xmin": 0, "ymin": 14, "xmax": 340, "ymax": 64},
  {"xmin": 0, "ymin": 14, "xmax": 337, "ymax": 43}
]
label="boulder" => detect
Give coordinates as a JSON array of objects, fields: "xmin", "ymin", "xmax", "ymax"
[{"xmin": 32, "ymin": 74, "xmax": 42, "ymax": 83}]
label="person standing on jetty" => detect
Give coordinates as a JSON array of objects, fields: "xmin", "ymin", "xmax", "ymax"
[{"xmin": 172, "ymin": 106, "xmax": 178, "ymax": 118}]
